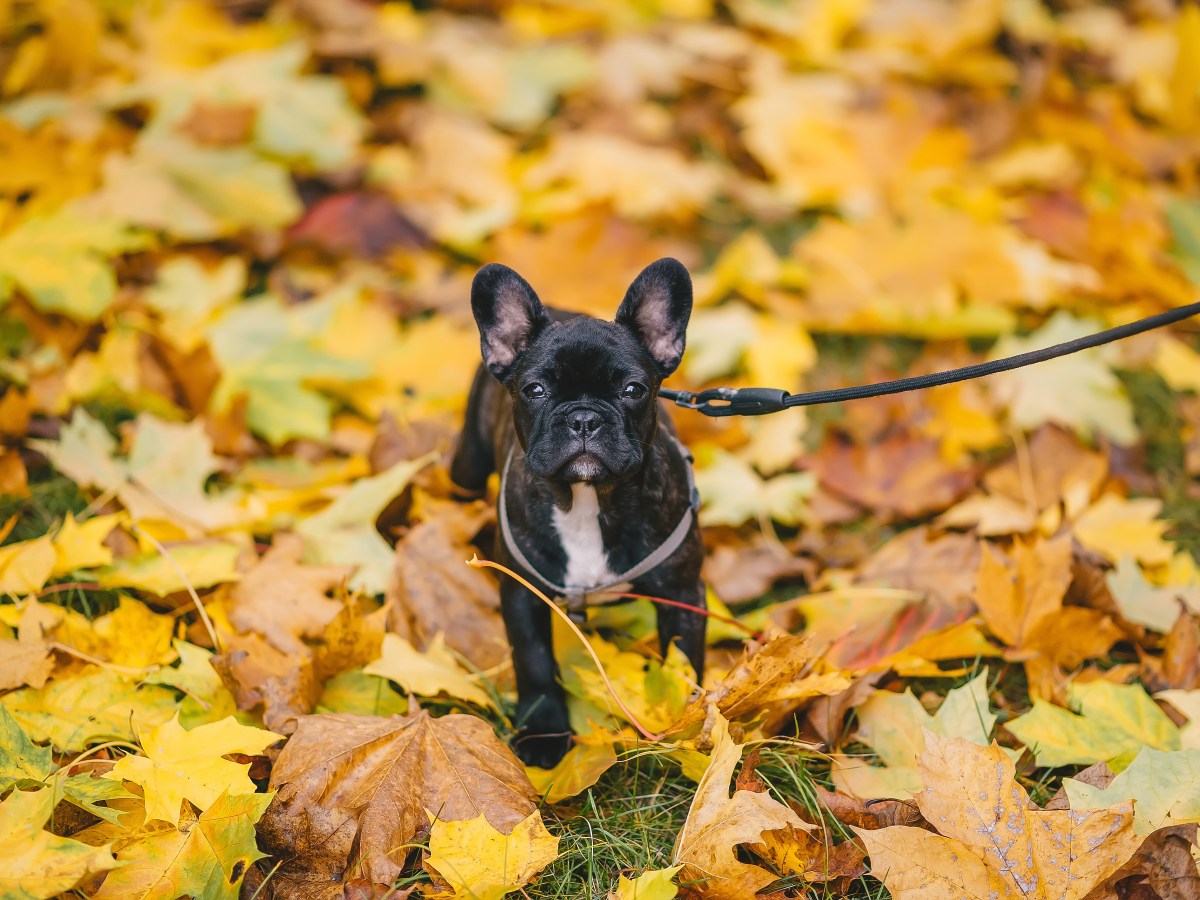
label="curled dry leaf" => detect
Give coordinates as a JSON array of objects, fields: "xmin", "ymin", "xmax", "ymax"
[
  {"xmin": 258, "ymin": 709, "xmax": 538, "ymax": 888},
  {"xmin": 859, "ymin": 732, "xmax": 1142, "ymax": 900},
  {"xmin": 670, "ymin": 635, "xmax": 849, "ymax": 736},
  {"xmin": 211, "ymin": 630, "xmax": 320, "ymax": 735},
  {"xmin": 672, "ymin": 713, "xmax": 808, "ymax": 898}
]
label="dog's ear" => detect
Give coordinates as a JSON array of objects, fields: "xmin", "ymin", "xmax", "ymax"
[
  {"xmin": 615, "ymin": 258, "xmax": 693, "ymax": 376},
  {"xmin": 471, "ymin": 264, "xmax": 551, "ymax": 382}
]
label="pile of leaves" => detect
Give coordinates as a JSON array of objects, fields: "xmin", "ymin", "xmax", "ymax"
[{"xmin": 3, "ymin": 0, "xmax": 1200, "ymax": 897}]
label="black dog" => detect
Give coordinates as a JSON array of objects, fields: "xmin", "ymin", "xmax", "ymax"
[{"xmin": 451, "ymin": 258, "xmax": 707, "ymax": 768}]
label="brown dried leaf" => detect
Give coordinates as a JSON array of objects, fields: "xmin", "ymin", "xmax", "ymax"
[
  {"xmin": 860, "ymin": 733, "xmax": 1142, "ymax": 900},
  {"xmin": 1082, "ymin": 824, "xmax": 1200, "ymax": 900},
  {"xmin": 983, "ymin": 425, "xmax": 1107, "ymax": 511},
  {"xmin": 228, "ymin": 534, "xmax": 351, "ymax": 655},
  {"xmin": 211, "ymin": 630, "xmax": 320, "ymax": 734},
  {"xmin": 854, "ymin": 526, "xmax": 980, "ymax": 606},
  {"xmin": 258, "ymin": 709, "xmax": 537, "ymax": 886},
  {"xmin": 702, "ymin": 535, "xmax": 814, "ymax": 606},
  {"xmin": 386, "ymin": 497, "xmax": 508, "ymax": 671},
  {"xmin": 808, "ymin": 433, "xmax": 975, "ymax": 521}
]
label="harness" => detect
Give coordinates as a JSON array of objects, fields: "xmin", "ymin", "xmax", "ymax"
[{"xmin": 497, "ymin": 434, "xmax": 700, "ymax": 619}]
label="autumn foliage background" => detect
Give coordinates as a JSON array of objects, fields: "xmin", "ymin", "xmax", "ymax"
[{"xmin": 3, "ymin": 0, "xmax": 1200, "ymax": 897}]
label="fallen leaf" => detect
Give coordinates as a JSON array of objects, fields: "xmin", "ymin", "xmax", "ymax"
[
  {"xmin": 364, "ymin": 633, "xmax": 497, "ymax": 711},
  {"xmin": 316, "ymin": 669, "xmax": 408, "ymax": 717},
  {"xmin": 3, "ymin": 667, "xmax": 177, "ymax": 752},
  {"xmin": 672, "ymin": 713, "xmax": 808, "ymax": 898},
  {"xmin": 858, "ymin": 732, "xmax": 1142, "ymax": 900},
  {"xmin": 694, "ymin": 449, "xmax": 816, "ymax": 528},
  {"xmin": 989, "ymin": 312, "xmax": 1138, "ymax": 445},
  {"xmin": 211, "ymin": 630, "xmax": 321, "ymax": 734},
  {"xmin": 96, "ymin": 541, "xmax": 241, "ymax": 597},
  {"xmin": 92, "ymin": 790, "xmax": 272, "ymax": 900},
  {"xmin": 105, "ymin": 714, "xmax": 282, "ymax": 823},
  {"xmin": 424, "ymin": 809, "xmax": 559, "ymax": 900},
  {"xmin": 386, "ymin": 496, "xmax": 507, "ymax": 671},
  {"xmin": 608, "ymin": 866, "xmax": 681, "ymax": 900},
  {"xmin": 526, "ymin": 741, "xmax": 618, "ymax": 804},
  {"xmin": 296, "ymin": 452, "xmax": 436, "ymax": 594},
  {"xmin": 1006, "ymin": 680, "xmax": 1181, "ymax": 768},
  {"xmin": 1107, "ymin": 555, "xmax": 1196, "ymax": 633},
  {"xmin": 1066, "ymin": 747, "xmax": 1200, "ymax": 834},
  {"xmin": 1158, "ymin": 689, "xmax": 1200, "ymax": 749},
  {"xmin": 1073, "ymin": 494, "xmax": 1175, "ymax": 567},
  {"xmin": 259, "ymin": 710, "xmax": 538, "ymax": 886},
  {"xmin": 973, "ymin": 535, "xmax": 1072, "ymax": 648},
  {"xmin": 0, "ymin": 787, "xmax": 117, "ymax": 900},
  {"xmin": 228, "ymin": 533, "xmax": 350, "ymax": 655},
  {"xmin": 832, "ymin": 671, "xmax": 998, "ymax": 800}
]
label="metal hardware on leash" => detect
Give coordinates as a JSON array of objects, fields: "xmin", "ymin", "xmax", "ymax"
[{"xmin": 661, "ymin": 300, "xmax": 1200, "ymax": 418}]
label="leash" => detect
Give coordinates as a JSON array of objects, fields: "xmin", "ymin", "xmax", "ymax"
[{"xmin": 660, "ymin": 301, "xmax": 1200, "ymax": 417}]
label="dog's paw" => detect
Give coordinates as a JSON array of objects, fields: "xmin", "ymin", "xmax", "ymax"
[{"xmin": 513, "ymin": 730, "xmax": 573, "ymax": 769}]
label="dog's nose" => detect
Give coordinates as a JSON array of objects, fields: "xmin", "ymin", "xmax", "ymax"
[{"xmin": 567, "ymin": 409, "xmax": 602, "ymax": 437}]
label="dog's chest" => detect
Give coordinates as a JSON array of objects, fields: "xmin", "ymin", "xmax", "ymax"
[{"xmin": 552, "ymin": 484, "xmax": 618, "ymax": 590}]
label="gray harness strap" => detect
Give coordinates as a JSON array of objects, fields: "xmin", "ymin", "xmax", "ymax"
[{"xmin": 497, "ymin": 435, "xmax": 699, "ymax": 616}]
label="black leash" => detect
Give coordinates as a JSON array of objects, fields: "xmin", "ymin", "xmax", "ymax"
[{"xmin": 660, "ymin": 301, "xmax": 1200, "ymax": 417}]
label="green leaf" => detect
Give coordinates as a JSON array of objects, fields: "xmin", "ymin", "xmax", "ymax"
[
  {"xmin": 61, "ymin": 773, "xmax": 137, "ymax": 826},
  {"xmin": 296, "ymin": 451, "xmax": 436, "ymax": 594},
  {"xmin": 3, "ymin": 668, "xmax": 177, "ymax": 753},
  {"xmin": 316, "ymin": 669, "xmax": 408, "ymax": 717},
  {"xmin": 1166, "ymin": 196, "xmax": 1200, "ymax": 284},
  {"xmin": 0, "ymin": 210, "xmax": 150, "ymax": 321},
  {"xmin": 1006, "ymin": 680, "xmax": 1181, "ymax": 768},
  {"xmin": 0, "ymin": 704, "xmax": 52, "ymax": 790},
  {"xmin": 1065, "ymin": 747, "xmax": 1200, "ymax": 834}
]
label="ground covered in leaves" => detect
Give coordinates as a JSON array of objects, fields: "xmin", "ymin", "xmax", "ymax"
[{"xmin": 3, "ymin": 0, "xmax": 1200, "ymax": 897}]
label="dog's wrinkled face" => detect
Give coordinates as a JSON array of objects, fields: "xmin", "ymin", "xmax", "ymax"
[{"xmin": 471, "ymin": 258, "xmax": 693, "ymax": 484}]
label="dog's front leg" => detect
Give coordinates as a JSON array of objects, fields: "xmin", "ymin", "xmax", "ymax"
[
  {"xmin": 643, "ymin": 578, "xmax": 707, "ymax": 684},
  {"xmin": 500, "ymin": 579, "xmax": 573, "ymax": 768}
]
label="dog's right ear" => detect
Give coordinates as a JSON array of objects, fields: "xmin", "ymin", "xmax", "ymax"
[{"xmin": 471, "ymin": 264, "xmax": 551, "ymax": 382}]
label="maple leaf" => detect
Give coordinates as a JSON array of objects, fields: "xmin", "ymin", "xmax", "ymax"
[
  {"xmin": 1005, "ymin": 680, "xmax": 1181, "ymax": 768},
  {"xmin": 858, "ymin": 732, "xmax": 1142, "ymax": 900},
  {"xmin": 316, "ymin": 668, "xmax": 408, "ymax": 717},
  {"xmin": 0, "ymin": 788, "xmax": 117, "ymax": 900},
  {"xmin": 3, "ymin": 667, "xmax": 177, "ymax": 752},
  {"xmin": 92, "ymin": 790, "xmax": 271, "ymax": 900},
  {"xmin": 693, "ymin": 449, "xmax": 816, "ymax": 528},
  {"xmin": 1072, "ymin": 494, "xmax": 1175, "ymax": 567},
  {"xmin": 525, "ymin": 741, "xmax": 618, "ymax": 803},
  {"xmin": 424, "ymin": 809, "xmax": 559, "ymax": 900},
  {"xmin": 608, "ymin": 867, "xmax": 681, "ymax": 900},
  {"xmin": 228, "ymin": 533, "xmax": 349, "ymax": 655},
  {"xmin": 973, "ymin": 535, "xmax": 1072, "ymax": 648},
  {"xmin": 143, "ymin": 640, "xmax": 240, "ymax": 728},
  {"xmin": 364, "ymin": 632, "xmax": 498, "ymax": 711},
  {"xmin": 105, "ymin": 714, "xmax": 282, "ymax": 823},
  {"xmin": 672, "ymin": 713, "xmax": 808, "ymax": 898},
  {"xmin": 0, "ymin": 209, "xmax": 149, "ymax": 321},
  {"xmin": 295, "ymin": 451, "xmax": 436, "ymax": 594},
  {"xmin": 832, "ymin": 671, "xmax": 999, "ymax": 800},
  {"xmin": 259, "ymin": 709, "xmax": 538, "ymax": 886},
  {"xmin": 989, "ymin": 312, "xmax": 1138, "ymax": 445},
  {"xmin": 1065, "ymin": 746, "xmax": 1200, "ymax": 834}
]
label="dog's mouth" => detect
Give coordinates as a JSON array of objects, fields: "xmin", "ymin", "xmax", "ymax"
[{"xmin": 559, "ymin": 449, "xmax": 609, "ymax": 483}]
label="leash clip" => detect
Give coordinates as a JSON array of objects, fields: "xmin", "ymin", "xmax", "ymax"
[{"xmin": 669, "ymin": 386, "xmax": 789, "ymax": 417}]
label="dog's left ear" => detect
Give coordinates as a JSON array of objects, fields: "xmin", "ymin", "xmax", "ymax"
[{"xmin": 615, "ymin": 258, "xmax": 693, "ymax": 376}]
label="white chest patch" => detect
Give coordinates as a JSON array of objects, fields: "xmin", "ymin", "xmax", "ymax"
[{"xmin": 553, "ymin": 484, "xmax": 618, "ymax": 590}]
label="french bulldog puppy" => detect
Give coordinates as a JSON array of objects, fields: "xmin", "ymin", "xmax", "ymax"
[{"xmin": 451, "ymin": 258, "xmax": 706, "ymax": 768}]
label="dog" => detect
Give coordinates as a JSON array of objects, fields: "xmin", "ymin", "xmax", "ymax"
[{"xmin": 451, "ymin": 258, "xmax": 707, "ymax": 768}]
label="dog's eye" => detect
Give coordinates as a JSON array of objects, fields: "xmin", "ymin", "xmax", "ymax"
[
  {"xmin": 622, "ymin": 382, "xmax": 647, "ymax": 401},
  {"xmin": 522, "ymin": 383, "xmax": 546, "ymax": 399}
]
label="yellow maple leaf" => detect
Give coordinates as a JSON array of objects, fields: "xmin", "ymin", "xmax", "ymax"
[
  {"xmin": 364, "ymin": 632, "xmax": 497, "ymax": 710},
  {"xmin": 425, "ymin": 809, "xmax": 559, "ymax": 900},
  {"xmin": 0, "ymin": 535, "xmax": 55, "ymax": 596},
  {"xmin": 608, "ymin": 866, "xmax": 682, "ymax": 900},
  {"xmin": 50, "ymin": 513, "xmax": 123, "ymax": 576},
  {"xmin": 105, "ymin": 715, "xmax": 283, "ymax": 824},
  {"xmin": 859, "ymin": 732, "xmax": 1142, "ymax": 900},
  {"xmin": 1072, "ymin": 493, "xmax": 1174, "ymax": 566}
]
